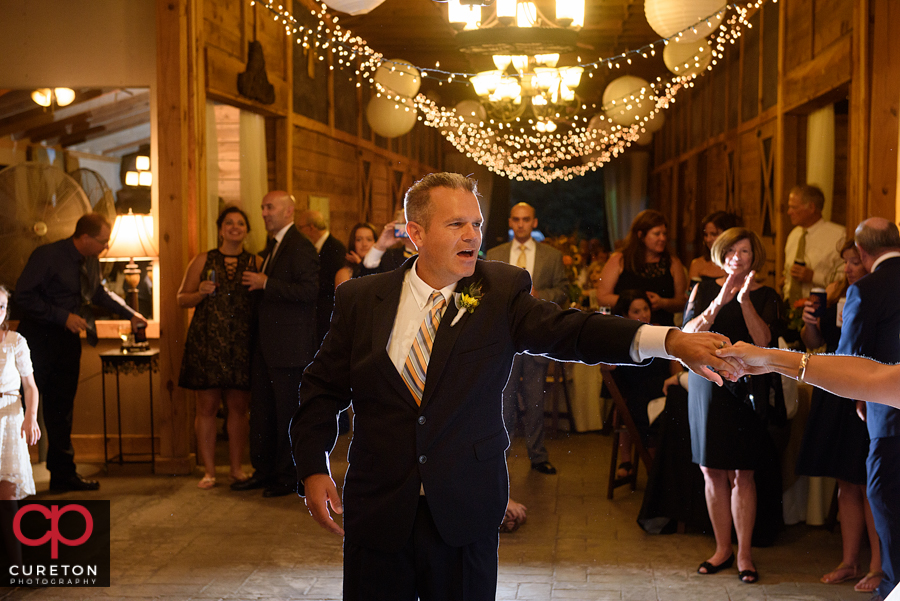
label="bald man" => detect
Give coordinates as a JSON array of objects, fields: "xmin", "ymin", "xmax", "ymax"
[
  {"xmin": 297, "ymin": 210, "xmax": 347, "ymax": 346},
  {"xmin": 837, "ymin": 217, "xmax": 900, "ymax": 600},
  {"xmin": 234, "ymin": 191, "xmax": 320, "ymax": 497}
]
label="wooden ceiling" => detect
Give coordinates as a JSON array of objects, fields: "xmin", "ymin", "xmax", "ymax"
[
  {"xmin": 340, "ymin": 0, "xmax": 665, "ymax": 103},
  {"xmin": 0, "ymin": 88, "xmax": 150, "ymax": 158}
]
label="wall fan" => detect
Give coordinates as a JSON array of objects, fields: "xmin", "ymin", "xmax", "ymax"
[
  {"xmin": 69, "ymin": 167, "xmax": 117, "ymax": 223},
  {"xmin": 0, "ymin": 163, "xmax": 92, "ymax": 290}
]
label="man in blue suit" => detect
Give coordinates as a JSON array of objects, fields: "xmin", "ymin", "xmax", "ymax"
[{"xmin": 836, "ymin": 217, "xmax": 900, "ymax": 601}]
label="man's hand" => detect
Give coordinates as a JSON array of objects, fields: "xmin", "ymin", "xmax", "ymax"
[
  {"xmin": 789, "ymin": 263, "xmax": 814, "ymax": 283},
  {"xmin": 303, "ymin": 473, "xmax": 344, "ymax": 536},
  {"xmin": 375, "ymin": 222, "xmax": 398, "ymax": 251},
  {"xmin": 131, "ymin": 313, "xmax": 148, "ymax": 330},
  {"xmin": 664, "ymin": 329, "xmax": 739, "ymax": 386},
  {"xmin": 242, "ymin": 271, "xmax": 268, "ymax": 291},
  {"xmin": 65, "ymin": 313, "xmax": 88, "ymax": 334}
]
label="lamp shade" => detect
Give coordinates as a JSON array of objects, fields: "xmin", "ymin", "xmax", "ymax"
[
  {"xmin": 602, "ymin": 76, "xmax": 654, "ymax": 127},
  {"xmin": 366, "ymin": 96, "xmax": 418, "ymax": 138},
  {"xmin": 102, "ymin": 210, "xmax": 158, "ymax": 260},
  {"xmin": 663, "ymin": 39, "xmax": 712, "ymax": 77},
  {"xmin": 645, "ymin": 0, "xmax": 726, "ymax": 43},
  {"xmin": 322, "ymin": 0, "xmax": 386, "ymax": 15},
  {"xmin": 374, "ymin": 60, "xmax": 421, "ymax": 98}
]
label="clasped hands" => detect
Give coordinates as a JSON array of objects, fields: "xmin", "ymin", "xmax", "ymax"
[{"xmin": 665, "ymin": 329, "xmax": 756, "ymax": 385}]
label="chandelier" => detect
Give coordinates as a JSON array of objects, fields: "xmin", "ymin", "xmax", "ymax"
[{"xmin": 446, "ymin": 0, "xmax": 584, "ymax": 126}]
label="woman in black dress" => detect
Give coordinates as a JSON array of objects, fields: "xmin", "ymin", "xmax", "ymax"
[
  {"xmin": 596, "ymin": 210, "xmax": 686, "ymax": 326},
  {"xmin": 682, "ymin": 227, "xmax": 783, "ymax": 583},
  {"xmin": 334, "ymin": 222, "xmax": 377, "ymax": 288},
  {"xmin": 177, "ymin": 207, "xmax": 260, "ymax": 489},
  {"xmin": 796, "ymin": 240, "xmax": 881, "ymax": 591}
]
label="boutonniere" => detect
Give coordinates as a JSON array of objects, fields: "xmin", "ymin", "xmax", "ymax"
[{"xmin": 450, "ymin": 280, "xmax": 483, "ymax": 326}]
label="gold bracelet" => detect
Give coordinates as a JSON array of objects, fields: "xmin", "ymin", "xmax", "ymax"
[{"xmin": 797, "ymin": 352, "xmax": 811, "ymax": 383}]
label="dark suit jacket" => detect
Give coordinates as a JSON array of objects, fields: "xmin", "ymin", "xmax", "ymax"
[
  {"xmin": 484, "ymin": 240, "xmax": 569, "ymax": 307},
  {"xmin": 291, "ymin": 258, "xmax": 643, "ymax": 552},
  {"xmin": 357, "ymin": 246, "xmax": 412, "ymax": 277},
  {"xmin": 836, "ymin": 255, "xmax": 900, "ymax": 439},
  {"xmin": 315, "ymin": 234, "xmax": 347, "ymax": 345},
  {"xmin": 257, "ymin": 225, "xmax": 320, "ymax": 368}
]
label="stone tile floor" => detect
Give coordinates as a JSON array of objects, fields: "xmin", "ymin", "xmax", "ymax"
[{"xmin": 0, "ymin": 431, "xmax": 870, "ymax": 600}]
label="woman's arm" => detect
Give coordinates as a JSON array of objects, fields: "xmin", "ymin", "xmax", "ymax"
[
  {"xmin": 719, "ymin": 342, "xmax": 900, "ymax": 408},
  {"xmin": 594, "ymin": 253, "xmax": 623, "ymax": 307},
  {"xmin": 681, "ymin": 280, "xmax": 727, "ymax": 333},
  {"xmin": 20, "ymin": 373, "xmax": 40, "ymax": 446},
  {"xmin": 735, "ymin": 273, "xmax": 771, "ymax": 346},
  {"xmin": 177, "ymin": 253, "xmax": 215, "ymax": 308}
]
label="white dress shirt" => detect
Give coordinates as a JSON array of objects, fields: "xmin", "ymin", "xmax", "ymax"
[
  {"xmin": 508, "ymin": 238, "xmax": 536, "ymax": 276},
  {"xmin": 783, "ymin": 218, "xmax": 846, "ymax": 298},
  {"xmin": 313, "ymin": 231, "xmax": 330, "ymax": 254}
]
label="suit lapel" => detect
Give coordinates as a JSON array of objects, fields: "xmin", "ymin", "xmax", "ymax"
[
  {"xmin": 420, "ymin": 271, "xmax": 478, "ymax": 408},
  {"xmin": 531, "ymin": 243, "xmax": 545, "ymax": 286},
  {"xmin": 268, "ymin": 226, "xmax": 295, "ymax": 271},
  {"xmin": 372, "ymin": 263, "xmax": 420, "ymax": 409}
]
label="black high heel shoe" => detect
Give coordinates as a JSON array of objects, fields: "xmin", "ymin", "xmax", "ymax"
[{"xmin": 697, "ymin": 553, "xmax": 734, "ymax": 575}]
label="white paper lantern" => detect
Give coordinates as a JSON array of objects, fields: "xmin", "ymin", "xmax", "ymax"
[
  {"xmin": 663, "ymin": 39, "xmax": 712, "ymax": 78},
  {"xmin": 374, "ymin": 59, "xmax": 421, "ymax": 98},
  {"xmin": 642, "ymin": 110, "xmax": 666, "ymax": 134},
  {"xmin": 323, "ymin": 0, "xmax": 386, "ymax": 16},
  {"xmin": 602, "ymin": 76, "xmax": 654, "ymax": 127},
  {"xmin": 580, "ymin": 113, "xmax": 611, "ymax": 164},
  {"xmin": 366, "ymin": 96, "xmax": 417, "ymax": 138},
  {"xmin": 455, "ymin": 100, "xmax": 487, "ymax": 125},
  {"xmin": 635, "ymin": 132, "xmax": 654, "ymax": 146},
  {"xmin": 645, "ymin": 0, "xmax": 725, "ymax": 43}
]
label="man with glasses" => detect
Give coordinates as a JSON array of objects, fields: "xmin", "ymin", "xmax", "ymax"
[{"xmin": 16, "ymin": 213, "xmax": 147, "ymax": 492}]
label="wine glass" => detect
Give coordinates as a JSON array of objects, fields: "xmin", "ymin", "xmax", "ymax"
[{"xmin": 118, "ymin": 323, "xmax": 131, "ymax": 353}]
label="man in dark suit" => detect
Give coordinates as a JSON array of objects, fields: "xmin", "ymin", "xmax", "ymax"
[
  {"xmin": 297, "ymin": 209, "xmax": 347, "ymax": 346},
  {"xmin": 291, "ymin": 173, "xmax": 736, "ymax": 600},
  {"xmin": 837, "ymin": 217, "xmax": 900, "ymax": 601},
  {"xmin": 234, "ymin": 191, "xmax": 319, "ymax": 498},
  {"xmin": 485, "ymin": 202, "xmax": 569, "ymax": 474}
]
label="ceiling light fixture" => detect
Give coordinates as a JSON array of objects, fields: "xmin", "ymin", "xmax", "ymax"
[{"xmin": 30, "ymin": 88, "xmax": 76, "ymax": 108}]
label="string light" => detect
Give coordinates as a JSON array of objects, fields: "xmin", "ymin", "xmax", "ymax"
[{"xmin": 250, "ymin": 0, "xmax": 764, "ymax": 181}]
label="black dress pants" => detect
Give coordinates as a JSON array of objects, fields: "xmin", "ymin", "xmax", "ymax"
[
  {"xmin": 343, "ymin": 497, "xmax": 499, "ymax": 601},
  {"xmin": 249, "ymin": 347, "xmax": 303, "ymax": 487},
  {"xmin": 17, "ymin": 321, "xmax": 81, "ymax": 479}
]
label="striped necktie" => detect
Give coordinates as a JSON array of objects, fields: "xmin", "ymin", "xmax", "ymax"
[{"xmin": 402, "ymin": 291, "xmax": 447, "ymax": 405}]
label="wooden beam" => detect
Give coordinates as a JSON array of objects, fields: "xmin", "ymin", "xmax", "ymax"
[{"xmin": 154, "ymin": 0, "xmax": 200, "ymax": 475}]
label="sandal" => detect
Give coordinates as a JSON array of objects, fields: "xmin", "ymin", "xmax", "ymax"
[
  {"xmin": 697, "ymin": 553, "xmax": 734, "ymax": 575},
  {"xmin": 616, "ymin": 461, "xmax": 634, "ymax": 479},
  {"xmin": 197, "ymin": 475, "xmax": 216, "ymax": 489},
  {"xmin": 854, "ymin": 570, "xmax": 884, "ymax": 593},
  {"xmin": 821, "ymin": 563, "xmax": 861, "ymax": 584},
  {"xmin": 738, "ymin": 569, "xmax": 759, "ymax": 584}
]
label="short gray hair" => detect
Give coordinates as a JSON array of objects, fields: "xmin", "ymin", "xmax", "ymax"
[
  {"xmin": 789, "ymin": 184, "xmax": 826, "ymax": 213},
  {"xmin": 855, "ymin": 218, "xmax": 900, "ymax": 255},
  {"xmin": 404, "ymin": 173, "xmax": 480, "ymax": 230}
]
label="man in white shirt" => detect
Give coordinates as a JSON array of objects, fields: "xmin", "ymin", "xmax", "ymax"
[
  {"xmin": 485, "ymin": 203, "xmax": 569, "ymax": 475},
  {"xmin": 782, "ymin": 184, "xmax": 846, "ymax": 301},
  {"xmin": 297, "ymin": 210, "xmax": 347, "ymax": 345}
]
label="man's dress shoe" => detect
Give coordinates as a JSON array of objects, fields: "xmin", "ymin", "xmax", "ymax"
[
  {"xmin": 262, "ymin": 483, "xmax": 296, "ymax": 498},
  {"xmin": 230, "ymin": 474, "xmax": 272, "ymax": 491},
  {"xmin": 49, "ymin": 474, "xmax": 100, "ymax": 492}
]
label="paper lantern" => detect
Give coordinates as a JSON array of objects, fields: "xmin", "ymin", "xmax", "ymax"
[
  {"xmin": 642, "ymin": 110, "xmax": 666, "ymax": 134},
  {"xmin": 455, "ymin": 100, "xmax": 487, "ymax": 125},
  {"xmin": 366, "ymin": 96, "xmax": 417, "ymax": 138},
  {"xmin": 323, "ymin": 0, "xmax": 386, "ymax": 16},
  {"xmin": 602, "ymin": 76, "xmax": 654, "ymax": 127},
  {"xmin": 374, "ymin": 59, "xmax": 421, "ymax": 98},
  {"xmin": 663, "ymin": 39, "xmax": 712, "ymax": 78},
  {"xmin": 645, "ymin": 0, "xmax": 725, "ymax": 43},
  {"xmin": 635, "ymin": 132, "xmax": 654, "ymax": 146},
  {"xmin": 580, "ymin": 113, "xmax": 611, "ymax": 164}
]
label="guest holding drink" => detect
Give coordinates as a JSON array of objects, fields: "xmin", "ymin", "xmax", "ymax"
[
  {"xmin": 795, "ymin": 240, "xmax": 881, "ymax": 592},
  {"xmin": 682, "ymin": 227, "xmax": 784, "ymax": 584},
  {"xmin": 596, "ymin": 210, "xmax": 686, "ymax": 326},
  {"xmin": 335, "ymin": 222, "xmax": 378, "ymax": 288},
  {"xmin": 177, "ymin": 206, "xmax": 259, "ymax": 489}
]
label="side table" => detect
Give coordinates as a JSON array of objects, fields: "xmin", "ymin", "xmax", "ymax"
[{"xmin": 99, "ymin": 349, "xmax": 159, "ymax": 471}]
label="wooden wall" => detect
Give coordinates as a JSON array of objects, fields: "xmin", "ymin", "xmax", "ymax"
[{"xmin": 651, "ymin": 0, "xmax": 898, "ymax": 289}]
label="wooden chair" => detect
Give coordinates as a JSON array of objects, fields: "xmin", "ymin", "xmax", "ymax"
[{"xmin": 601, "ymin": 366, "xmax": 654, "ymax": 499}]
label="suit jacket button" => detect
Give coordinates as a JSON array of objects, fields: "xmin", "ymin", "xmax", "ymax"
[
  {"xmin": 418, "ymin": 416, "xmax": 426, "ymax": 425},
  {"xmin": 418, "ymin": 455, "xmax": 427, "ymax": 464}
]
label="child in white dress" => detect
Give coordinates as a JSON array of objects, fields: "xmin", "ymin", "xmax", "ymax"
[{"xmin": 0, "ymin": 286, "xmax": 40, "ymax": 501}]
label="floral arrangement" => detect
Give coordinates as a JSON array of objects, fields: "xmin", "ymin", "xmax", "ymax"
[{"xmin": 786, "ymin": 297, "xmax": 808, "ymax": 332}]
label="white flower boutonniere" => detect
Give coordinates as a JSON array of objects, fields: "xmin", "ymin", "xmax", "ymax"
[{"xmin": 450, "ymin": 280, "xmax": 483, "ymax": 326}]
